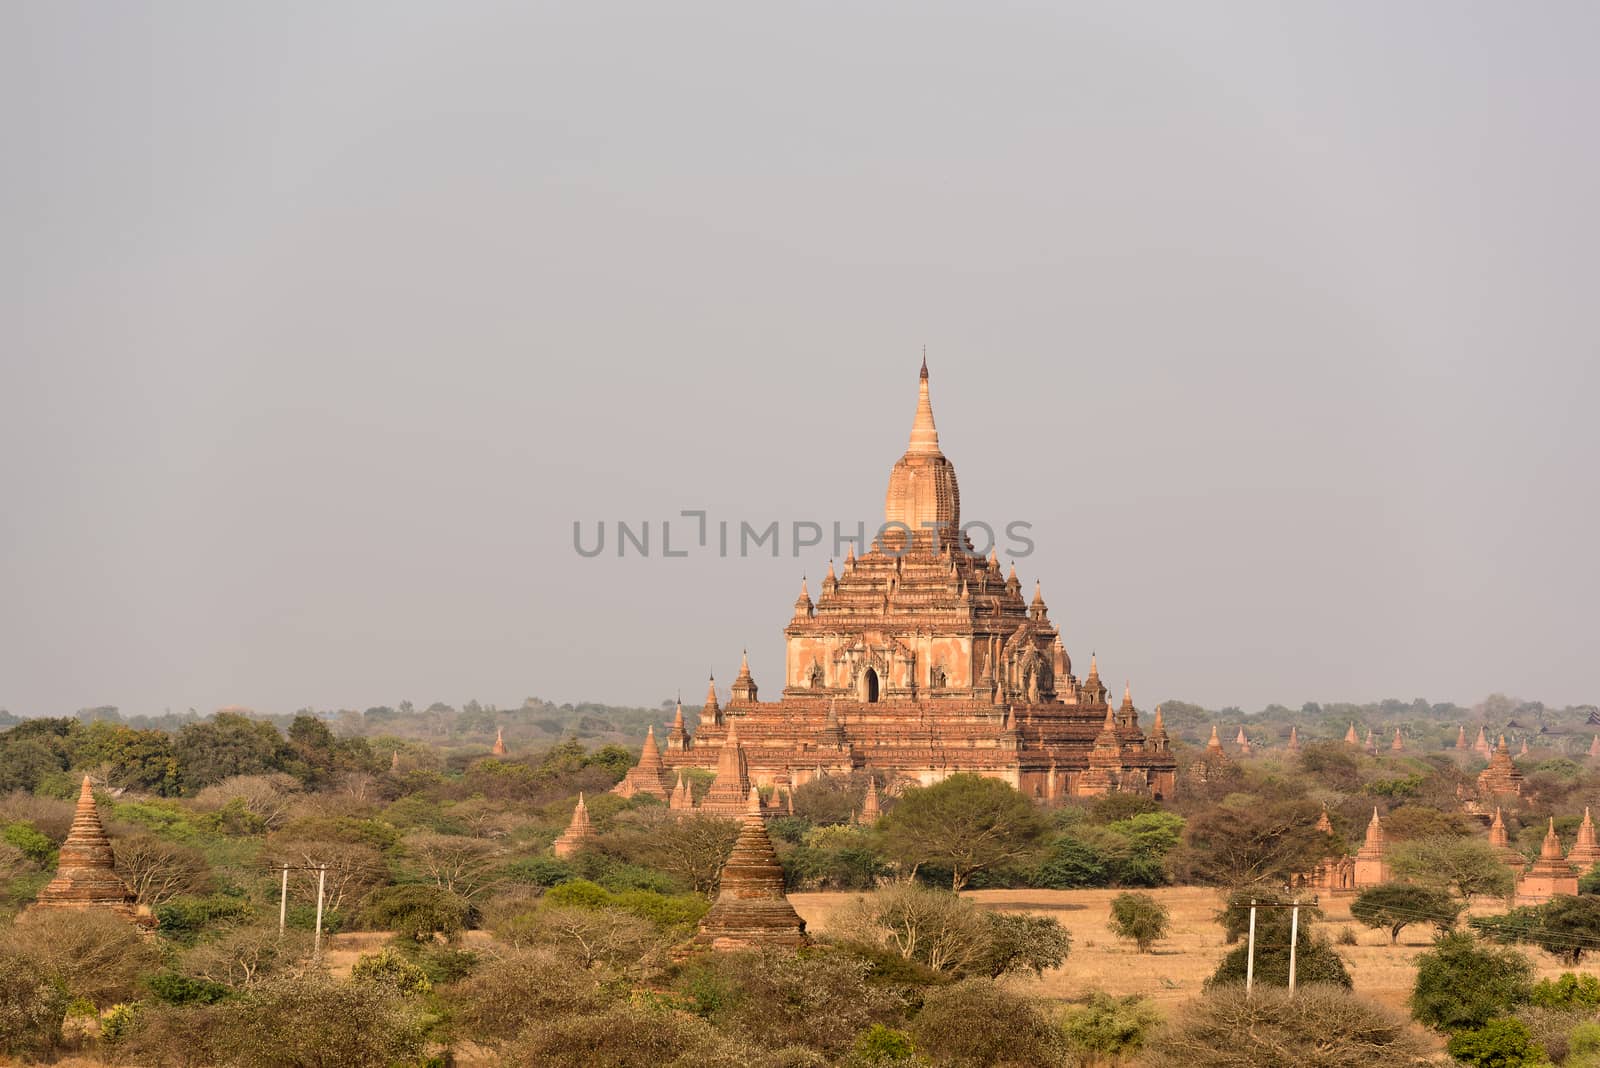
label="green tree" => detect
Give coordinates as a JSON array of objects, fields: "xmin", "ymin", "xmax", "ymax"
[
  {"xmin": 1108, "ymin": 891, "xmax": 1171, "ymax": 952},
  {"xmin": 1389, "ymin": 836, "xmax": 1516, "ymax": 902},
  {"xmin": 1530, "ymin": 972, "xmax": 1600, "ymax": 1010},
  {"xmin": 976, "ymin": 911, "xmax": 1071, "ymax": 978},
  {"xmin": 1350, "ymin": 882, "xmax": 1463, "ymax": 944},
  {"xmin": 1172, "ymin": 798, "xmax": 1328, "ymax": 886},
  {"xmin": 875, "ymin": 774, "xmax": 1046, "ymax": 890},
  {"xmin": 1473, "ymin": 895, "xmax": 1600, "ymax": 966},
  {"xmin": 1208, "ymin": 918, "xmax": 1351, "ymax": 990},
  {"xmin": 0, "ymin": 953, "xmax": 68, "ymax": 1058},
  {"xmin": 174, "ymin": 713, "xmax": 286, "ymax": 790},
  {"xmin": 1446, "ymin": 1018, "xmax": 1545, "ymax": 1068},
  {"xmin": 1409, "ymin": 931, "xmax": 1533, "ymax": 1031}
]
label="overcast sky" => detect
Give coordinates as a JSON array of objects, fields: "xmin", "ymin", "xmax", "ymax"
[{"xmin": 3, "ymin": 2, "xmax": 1596, "ymax": 719}]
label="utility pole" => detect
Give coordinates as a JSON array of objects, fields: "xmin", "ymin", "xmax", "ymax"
[
  {"xmin": 1288, "ymin": 899, "xmax": 1301, "ymax": 993},
  {"xmin": 1245, "ymin": 898, "xmax": 1257, "ymax": 996},
  {"xmin": 277, "ymin": 865, "xmax": 289, "ymax": 935},
  {"xmin": 313, "ymin": 865, "xmax": 327, "ymax": 955}
]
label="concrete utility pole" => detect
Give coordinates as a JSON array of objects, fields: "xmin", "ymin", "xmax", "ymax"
[
  {"xmin": 1288, "ymin": 900, "xmax": 1301, "ymax": 993},
  {"xmin": 313, "ymin": 865, "xmax": 327, "ymax": 955},
  {"xmin": 1245, "ymin": 899, "xmax": 1257, "ymax": 996},
  {"xmin": 277, "ymin": 865, "xmax": 289, "ymax": 934}
]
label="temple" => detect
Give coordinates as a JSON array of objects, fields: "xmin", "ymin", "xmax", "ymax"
[
  {"xmin": 616, "ymin": 363, "xmax": 1179, "ymax": 802},
  {"xmin": 30, "ymin": 776, "xmax": 152, "ymax": 927}
]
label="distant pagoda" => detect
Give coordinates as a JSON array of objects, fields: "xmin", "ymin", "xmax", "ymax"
[
  {"xmin": 694, "ymin": 787, "xmax": 807, "ymax": 951},
  {"xmin": 30, "ymin": 776, "xmax": 151, "ymax": 926}
]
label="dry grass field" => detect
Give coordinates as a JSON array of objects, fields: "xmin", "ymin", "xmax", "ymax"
[{"xmin": 790, "ymin": 886, "xmax": 1574, "ymax": 1012}]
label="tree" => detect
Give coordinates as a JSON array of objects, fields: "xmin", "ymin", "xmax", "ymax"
[
  {"xmin": 505, "ymin": 998, "xmax": 755, "ymax": 1068},
  {"xmin": 1473, "ymin": 895, "xmax": 1600, "ymax": 966},
  {"xmin": 174, "ymin": 713, "xmax": 286, "ymax": 790},
  {"xmin": 1144, "ymin": 984, "xmax": 1432, "ymax": 1068},
  {"xmin": 1447, "ymin": 1018, "xmax": 1545, "ymax": 1068},
  {"xmin": 905, "ymin": 979, "xmax": 1069, "ymax": 1067},
  {"xmin": 361, "ymin": 884, "xmax": 471, "ymax": 942},
  {"xmin": 976, "ymin": 911, "xmax": 1071, "ymax": 978},
  {"xmin": 1209, "ymin": 918, "xmax": 1352, "ymax": 990},
  {"xmin": 110, "ymin": 832, "xmax": 212, "ymax": 906},
  {"xmin": 1108, "ymin": 891, "xmax": 1171, "ymax": 952},
  {"xmin": 597, "ymin": 809, "xmax": 740, "ymax": 895},
  {"xmin": 1389, "ymin": 836, "xmax": 1516, "ymax": 901},
  {"xmin": 1172, "ymin": 798, "xmax": 1327, "ymax": 886},
  {"xmin": 185, "ymin": 927, "xmax": 311, "ymax": 992},
  {"xmin": 403, "ymin": 831, "xmax": 502, "ymax": 900},
  {"xmin": 875, "ymin": 774, "xmax": 1047, "ymax": 890},
  {"xmin": 1409, "ymin": 931, "xmax": 1533, "ymax": 1031},
  {"xmin": 446, "ymin": 947, "xmax": 610, "ymax": 1044},
  {"xmin": 0, "ymin": 953, "xmax": 68, "ymax": 1059},
  {"xmin": 221, "ymin": 973, "xmax": 427, "ymax": 1068},
  {"xmin": 1350, "ymin": 883, "xmax": 1463, "ymax": 944},
  {"xmin": 834, "ymin": 883, "xmax": 991, "ymax": 974}
]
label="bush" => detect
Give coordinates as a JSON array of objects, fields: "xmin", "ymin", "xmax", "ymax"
[
  {"xmin": 1410, "ymin": 931, "xmax": 1533, "ymax": 1032},
  {"xmin": 4, "ymin": 908, "xmax": 161, "ymax": 1005},
  {"xmin": 1, "ymin": 821, "xmax": 56, "ymax": 866},
  {"xmin": 1108, "ymin": 891, "xmax": 1170, "ymax": 952},
  {"xmin": 222, "ymin": 973, "xmax": 427, "ymax": 1068},
  {"xmin": 854, "ymin": 1023, "xmax": 915, "ymax": 1063},
  {"xmin": 360, "ymin": 883, "xmax": 471, "ymax": 941},
  {"xmin": 445, "ymin": 946, "xmax": 612, "ymax": 1044},
  {"xmin": 1530, "ymin": 971, "xmax": 1600, "ymax": 1010},
  {"xmin": 1144, "ymin": 983, "xmax": 1431, "ymax": 1068},
  {"xmin": 906, "ymin": 979, "xmax": 1067, "ymax": 1067},
  {"xmin": 671, "ymin": 949, "xmax": 905, "ymax": 1058},
  {"xmin": 1060, "ymin": 991, "xmax": 1162, "ymax": 1063},
  {"xmin": 148, "ymin": 971, "xmax": 233, "ymax": 1005},
  {"xmin": 504, "ymin": 998, "xmax": 755, "ymax": 1067},
  {"xmin": 155, "ymin": 894, "xmax": 256, "ymax": 945},
  {"xmin": 350, "ymin": 946, "xmax": 432, "ymax": 997},
  {"xmin": 0, "ymin": 953, "xmax": 68, "ymax": 1058},
  {"xmin": 832, "ymin": 883, "xmax": 990, "ymax": 974},
  {"xmin": 1446, "ymin": 1017, "xmax": 1545, "ymax": 1068},
  {"xmin": 502, "ymin": 855, "xmax": 575, "ymax": 887},
  {"xmin": 1350, "ymin": 882, "xmax": 1463, "ymax": 944}
]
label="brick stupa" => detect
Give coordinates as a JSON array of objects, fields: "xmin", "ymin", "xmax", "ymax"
[
  {"xmin": 30, "ymin": 776, "xmax": 149, "ymax": 926},
  {"xmin": 1352, "ymin": 807, "xmax": 1390, "ymax": 887},
  {"xmin": 1516, "ymin": 818, "xmax": 1578, "ymax": 905},
  {"xmin": 1477, "ymin": 735, "xmax": 1525, "ymax": 799},
  {"xmin": 694, "ymin": 787, "xmax": 807, "ymax": 950},
  {"xmin": 552, "ymin": 793, "xmax": 595, "ymax": 858},
  {"xmin": 1285, "ymin": 725, "xmax": 1300, "ymax": 754},
  {"xmin": 491, "ymin": 726, "xmax": 507, "ymax": 756},
  {"xmin": 614, "ymin": 724, "xmax": 671, "ymax": 800},
  {"xmin": 1488, "ymin": 807, "xmax": 1526, "ymax": 875},
  {"xmin": 1567, "ymin": 808, "xmax": 1600, "ymax": 874}
]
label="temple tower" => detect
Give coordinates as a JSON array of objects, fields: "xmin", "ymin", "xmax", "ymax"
[
  {"xmin": 615, "ymin": 725, "xmax": 671, "ymax": 799},
  {"xmin": 694, "ymin": 787, "xmax": 807, "ymax": 950},
  {"xmin": 699, "ymin": 720, "xmax": 754, "ymax": 816},
  {"xmin": 491, "ymin": 726, "xmax": 507, "ymax": 756},
  {"xmin": 1517, "ymin": 819, "xmax": 1578, "ymax": 904},
  {"xmin": 1567, "ymin": 808, "xmax": 1600, "ymax": 873},
  {"xmin": 1353, "ymin": 808, "xmax": 1390, "ymax": 887}
]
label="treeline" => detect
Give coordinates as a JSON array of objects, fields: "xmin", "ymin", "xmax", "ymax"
[{"xmin": 1159, "ymin": 692, "xmax": 1600, "ymax": 754}]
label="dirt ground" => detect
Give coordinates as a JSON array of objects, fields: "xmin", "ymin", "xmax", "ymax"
[{"xmin": 788, "ymin": 886, "xmax": 1575, "ymax": 1012}]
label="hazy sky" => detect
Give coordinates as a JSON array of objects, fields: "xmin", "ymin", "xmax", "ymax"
[{"xmin": 4, "ymin": 2, "xmax": 1597, "ymax": 719}]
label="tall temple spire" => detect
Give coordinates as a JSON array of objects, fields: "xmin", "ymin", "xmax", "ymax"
[
  {"xmin": 694, "ymin": 785, "xmax": 807, "ymax": 951},
  {"xmin": 553, "ymin": 793, "xmax": 595, "ymax": 857},
  {"xmin": 907, "ymin": 357, "xmax": 940, "ymax": 456},
  {"xmin": 859, "ymin": 776, "xmax": 881, "ymax": 825},
  {"xmin": 491, "ymin": 725, "xmax": 507, "ymax": 756}
]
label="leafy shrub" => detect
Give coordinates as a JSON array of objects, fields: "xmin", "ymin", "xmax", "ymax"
[
  {"xmin": 155, "ymin": 894, "xmax": 256, "ymax": 944},
  {"xmin": 502, "ymin": 855, "xmax": 575, "ymax": 887},
  {"xmin": 350, "ymin": 947, "xmax": 433, "ymax": 997},
  {"xmin": 223, "ymin": 973, "xmax": 428, "ymax": 1068},
  {"xmin": 1108, "ymin": 891, "xmax": 1170, "ymax": 952},
  {"xmin": 1, "ymin": 822, "xmax": 56, "ymax": 866},
  {"xmin": 1446, "ymin": 1017, "xmax": 1545, "ymax": 1068},
  {"xmin": 445, "ymin": 946, "xmax": 611, "ymax": 1043},
  {"xmin": 854, "ymin": 1024, "xmax": 914, "ymax": 1063},
  {"xmin": 1208, "ymin": 919, "xmax": 1351, "ymax": 990},
  {"xmin": 1060, "ymin": 991, "xmax": 1162, "ymax": 1063},
  {"xmin": 100, "ymin": 1002, "xmax": 137, "ymax": 1045},
  {"xmin": 1530, "ymin": 971, "xmax": 1600, "ymax": 1010},
  {"xmin": 504, "ymin": 998, "xmax": 755, "ymax": 1067},
  {"xmin": 148, "ymin": 971, "xmax": 233, "ymax": 1005},
  {"xmin": 0, "ymin": 953, "xmax": 68, "ymax": 1058},
  {"xmin": 1144, "ymin": 983, "xmax": 1430, "ymax": 1067},
  {"xmin": 906, "ymin": 978, "xmax": 1067, "ymax": 1067},
  {"xmin": 361, "ymin": 883, "xmax": 471, "ymax": 941},
  {"xmin": 1410, "ymin": 931, "xmax": 1532, "ymax": 1031},
  {"xmin": 976, "ymin": 911, "xmax": 1071, "ymax": 978}
]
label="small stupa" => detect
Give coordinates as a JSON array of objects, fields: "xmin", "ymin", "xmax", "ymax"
[
  {"xmin": 1477, "ymin": 735, "xmax": 1525, "ymax": 798},
  {"xmin": 1567, "ymin": 808, "xmax": 1600, "ymax": 873},
  {"xmin": 858, "ymin": 777, "xmax": 881, "ymax": 826},
  {"xmin": 614, "ymin": 724, "xmax": 671, "ymax": 799},
  {"xmin": 1488, "ymin": 807, "xmax": 1526, "ymax": 873},
  {"xmin": 1455, "ymin": 724, "xmax": 1468, "ymax": 750},
  {"xmin": 1590, "ymin": 735, "xmax": 1600, "ymax": 759},
  {"xmin": 694, "ymin": 787, "xmax": 807, "ymax": 950},
  {"xmin": 552, "ymin": 793, "xmax": 595, "ymax": 858},
  {"xmin": 1205, "ymin": 724, "xmax": 1226, "ymax": 758},
  {"xmin": 1344, "ymin": 722, "xmax": 1361, "ymax": 746},
  {"xmin": 1285, "ymin": 725, "xmax": 1300, "ymax": 754},
  {"xmin": 1473, "ymin": 726, "xmax": 1492, "ymax": 757},
  {"xmin": 1516, "ymin": 818, "xmax": 1578, "ymax": 904},
  {"xmin": 1391, "ymin": 728, "xmax": 1404, "ymax": 752},
  {"xmin": 1353, "ymin": 807, "xmax": 1390, "ymax": 887},
  {"xmin": 30, "ymin": 777, "xmax": 150, "ymax": 926},
  {"xmin": 491, "ymin": 726, "xmax": 508, "ymax": 756}
]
